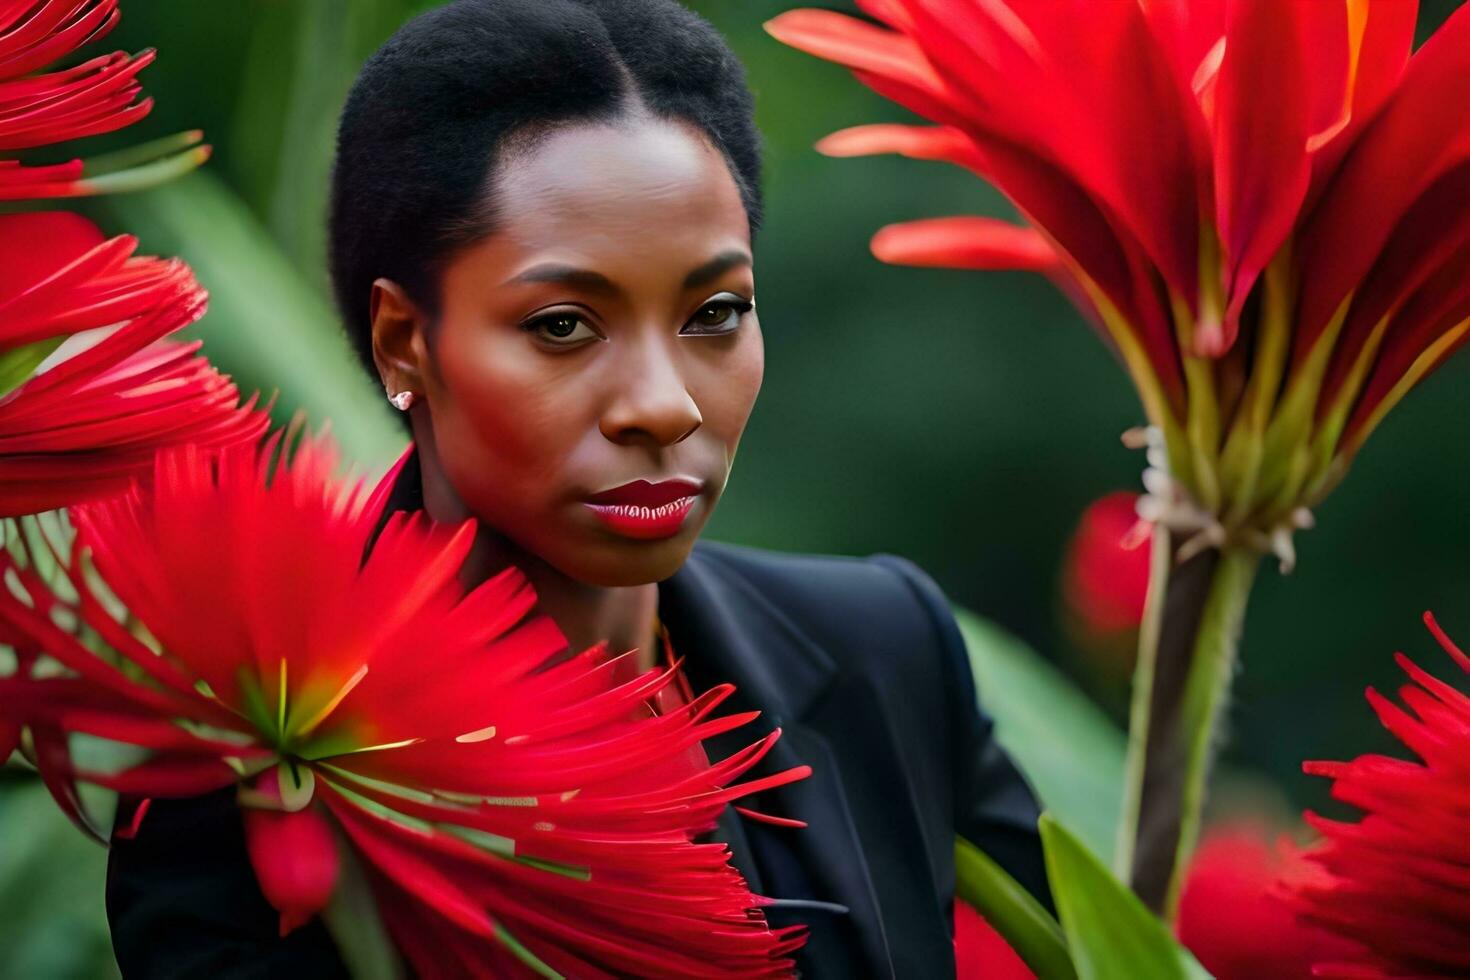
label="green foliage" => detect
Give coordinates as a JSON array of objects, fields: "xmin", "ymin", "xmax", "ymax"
[
  {"xmin": 957, "ymin": 609, "xmax": 1125, "ymax": 865},
  {"xmin": 0, "ymin": 337, "xmax": 65, "ymax": 399},
  {"xmin": 956, "ymin": 816, "xmax": 1212, "ymax": 980},
  {"xmin": 957, "ymin": 623, "xmax": 1205, "ymax": 978},
  {"xmin": 0, "ymin": 777, "xmax": 117, "ymax": 980},
  {"xmin": 1040, "ymin": 816, "xmax": 1211, "ymax": 980},
  {"xmin": 321, "ymin": 844, "xmax": 407, "ymax": 980},
  {"xmin": 955, "ymin": 836, "xmax": 1075, "ymax": 980}
]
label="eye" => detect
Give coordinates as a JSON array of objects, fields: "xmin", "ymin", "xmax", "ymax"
[
  {"xmin": 680, "ymin": 294, "xmax": 754, "ymax": 336},
  {"xmin": 522, "ymin": 311, "xmax": 601, "ymax": 347}
]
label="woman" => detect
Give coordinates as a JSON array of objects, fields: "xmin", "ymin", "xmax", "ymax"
[{"xmin": 106, "ymin": 1, "xmax": 1051, "ymax": 975}]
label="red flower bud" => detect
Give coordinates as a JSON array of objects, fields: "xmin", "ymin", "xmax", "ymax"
[
  {"xmin": 241, "ymin": 767, "xmax": 340, "ymax": 937},
  {"xmin": 1063, "ymin": 492, "xmax": 1152, "ymax": 635}
]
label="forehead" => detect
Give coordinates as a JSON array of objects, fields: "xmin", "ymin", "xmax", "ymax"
[{"xmin": 489, "ymin": 115, "xmax": 751, "ymax": 262}]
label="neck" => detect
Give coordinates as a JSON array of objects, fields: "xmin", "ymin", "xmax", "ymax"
[
  {"xmin": 412, "ymin": 435, "xmax": 658, "ymax": 671},
  {"xmin": 459, "ymin": 527, "xmax": 659, "ymax": 670}
]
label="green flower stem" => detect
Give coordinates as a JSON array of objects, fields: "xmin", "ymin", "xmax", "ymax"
[
  {"xmin": 1115, "ymin": 542, "xmax": 1259, "ymax": 918},
  {"xmin": 1111, "ymin": 523, "xmax": 1173, "ymax": 883},
  {"xmin": 1162, "ymin": 547, "xmax": 1257, "ymax": 918}
]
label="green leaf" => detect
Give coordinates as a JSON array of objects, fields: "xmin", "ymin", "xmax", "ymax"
[
  {"xmin": 956, "ymin": 836, "xmax": 1075, "ymax": 980},
  {"xmin": 233, "ymin": 0, "xmax": 428, "ymax": 273},
  {"xmin": 74, "ymin": 145, "xmax": 213, "ymax": 198},
  {"xmin": 0, "ymin": 777, "xmax": 118, "ymax": 979},
  {"xmin": 0, "ymin": 336, "xmax": 66, "ymax": 399},
  {"xmin": 66, "ymin": 130, "xmax": 215, "ymax": 197},
  {"xmin": 81, "ymin": 130, "xmax": 208, "ymax": 177},
  {"xmin": 321, "ymin": 836, "xmax": 407, "ymax": 980},
  {"xmin": 1039, "ymin": 815, "xmax": 1212, "ymax": 980},
  {"xmin": 956, "ymin": 609, "xmax": 1125, "ymax": 865}
]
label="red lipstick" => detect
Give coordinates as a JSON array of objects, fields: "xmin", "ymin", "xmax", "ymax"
[{"xmin": 583, "ymin": 478, "xmax": 702, "ymax": 539}]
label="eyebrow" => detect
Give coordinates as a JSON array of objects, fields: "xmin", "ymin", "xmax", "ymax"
[
  {"xmin": 501, "ymin": 249, "xmax": 753, "ymax": 293},
  {"xmin": 681, "ymin": 249, "xmax": 753, "ymax": 290}
]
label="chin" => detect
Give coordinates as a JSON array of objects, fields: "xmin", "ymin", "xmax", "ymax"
[{"xmin": 556, "ymin": 536, "xmax": 697, "ymax": 588}]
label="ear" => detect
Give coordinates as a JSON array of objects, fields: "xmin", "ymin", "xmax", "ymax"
[{"xmin": 370, "ymin": 278, "xmax": 428, "ymax": 397}]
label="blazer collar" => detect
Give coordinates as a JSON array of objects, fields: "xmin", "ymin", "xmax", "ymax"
[
  {"xmin": 660, "ymin": 545, "xmax": 893, "ymax": 978},
  {"xmin": 657, "ymin": 545, "xmax": 838, "ymax": 724}
]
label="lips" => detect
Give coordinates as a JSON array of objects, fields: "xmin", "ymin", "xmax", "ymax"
[
  {"xmin": 586, "ymin": 478, "xmax": 703, "ymax": 506},
  {"xmin": 583, "ymin": 478, "xmax": 703, "ymax": 540}
]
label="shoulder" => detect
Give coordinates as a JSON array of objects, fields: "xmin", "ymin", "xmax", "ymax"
[
  {"xmin": 686, "ymin": 540, "xmax": 973, "ymax": 695},
  {"xmin": 689, "ymin": 539, "xmax": 951, "ymax": 628}
]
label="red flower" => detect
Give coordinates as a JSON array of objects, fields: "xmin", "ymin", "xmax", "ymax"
[
  {"xmin": 0, "ymin": 430, "xmax": 808, "ymax": 976},
  {"xmin": 0, "ymin": 0, "xmax": 208, "ymax": 200},
  {"xmin": 767, "ymin": 2, "xmax": 1470, "ymax": 560},
  {"xmin": 0, "ymin": 211, "xmax": 267, "ymax": 517},
  {"xmin": 1283, "ymin": 612, "xmax": 1470, "ymax": 978},
  {"xmin": 1063, "ymin": 492, "xmax": 1152, "ymax": 635},
  {"xmin": 1176, "ymin": 819, "xmax": 1352, "ymax": 979}
]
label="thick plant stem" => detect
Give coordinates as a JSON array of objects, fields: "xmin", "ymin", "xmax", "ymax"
[{"xmin": 1115, "ymin": 543, "xmax": 1258, "ymax": 917}]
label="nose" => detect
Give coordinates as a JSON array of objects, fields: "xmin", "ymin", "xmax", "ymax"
[{"xmin": 599, "ymin": 335, "xmax": 702, "ymax": 448}]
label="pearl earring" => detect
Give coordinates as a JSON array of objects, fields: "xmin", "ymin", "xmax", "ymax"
[{"xmin": 389, "ymin": 390, "xmax": 416, "ymax": 411}]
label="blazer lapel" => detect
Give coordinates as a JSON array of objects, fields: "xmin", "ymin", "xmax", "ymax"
[{"xmin": 660, "ymin": 546, "xmax": 894, "ymax": 978}]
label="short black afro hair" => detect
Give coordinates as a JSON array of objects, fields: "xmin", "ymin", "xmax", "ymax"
[{"xmin": 328, "ymin": 0, "xmax": 764, "ymax": 383}]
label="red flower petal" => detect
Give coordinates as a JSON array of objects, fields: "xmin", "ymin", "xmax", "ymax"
[
  {"xmin": 762, "ymin": 9, "xmax": 945, "ymax": 108},
  {"xmin": 1177, "ymin": 820, "xmax": 1353, "ymax": 979},
  {"xmin": 768, "ymin": 5, "xmax": 1192, "ymax": 409},
  {"xmin": 0, "ymin": 49, "xmax": 154, "ymax": 152},
  {"xmin": 954, "ymin": 898, "xmax": 1035, "ymax": 980},
  {"xmin": 1303, "ymin": 0, "xmax": 1417, "ymax": 207},
  {"xmin": 0, "ymin": 1, "xmax": 212, "ymax": 201},
  {"xmin": 0, "ymin": 213, "xmax": 268, "ymax": 517},
  {"xmin": 1297, "ymin": 2, "xmax": 1470, "ymax": 353},
  {"xmin": 1285, "ymin": 614, "xmax": 1470, "ymax": 975},
  {"xmin": 324, "ymin": 786, "xmax": 798, "ymax": 978},
  {"xmin": 243, "ymin": 771, "xmax": 342, "ymax": 937},
  {"xmin": 815, "ymin": 122, "xmax": 983, "ymax": 170},
  {"xmin": 1142, "ymin": 0, "xmax": 1226, "ymax": 102},
  {"xmin": 1210, "ymin": 0, "xmax": 1314, "ymax": 354},
  {"xmin": 1339, "ymin": 238, "xmax": 1470, "ymax": 453},
  {"xmin": 871, "ymin": 217, "xmax": 1058, "ymax": 273},
  {"xmin": 0, "ymin": 1, "xmax": 120, "ymax": 81},
  {"xmin": 1319, "ymin": 161, "xmax": 1470, "ymax": 419},
  {"xmin": 0, "ymin": 210, "xmax": 104, "ymax": 301}
]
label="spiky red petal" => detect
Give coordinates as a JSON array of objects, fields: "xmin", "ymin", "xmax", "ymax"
[
  {"xmin": 1285, "ymin": 613, "xmax": 1470, "ymax": 976},
  {"xmin": 0, "ymin": 213, "xmax": 267, "ymax": 517}
]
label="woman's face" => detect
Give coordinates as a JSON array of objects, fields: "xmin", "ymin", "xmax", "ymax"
[{"xmin": 378, "ymin": 115, "xmax": 763, "ymax": 587}]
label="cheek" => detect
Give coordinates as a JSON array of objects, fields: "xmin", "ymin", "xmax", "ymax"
[
  {"xmin": 700, "ymin": 325, "xmax": 765, "ymax": 449},
  {"xmin": 429, "ymin": 322, "xmax": 588, "ymax": 491}
]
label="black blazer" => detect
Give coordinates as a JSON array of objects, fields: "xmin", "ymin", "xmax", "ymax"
[{"xmin": 106, "ymin": 464, "xmax": 1051, "ymax": 978}]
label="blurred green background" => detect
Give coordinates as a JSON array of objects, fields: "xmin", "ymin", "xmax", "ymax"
[{"xmin": 4, "ymin": 1, "xmax": 1469, "ymax": 974}]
